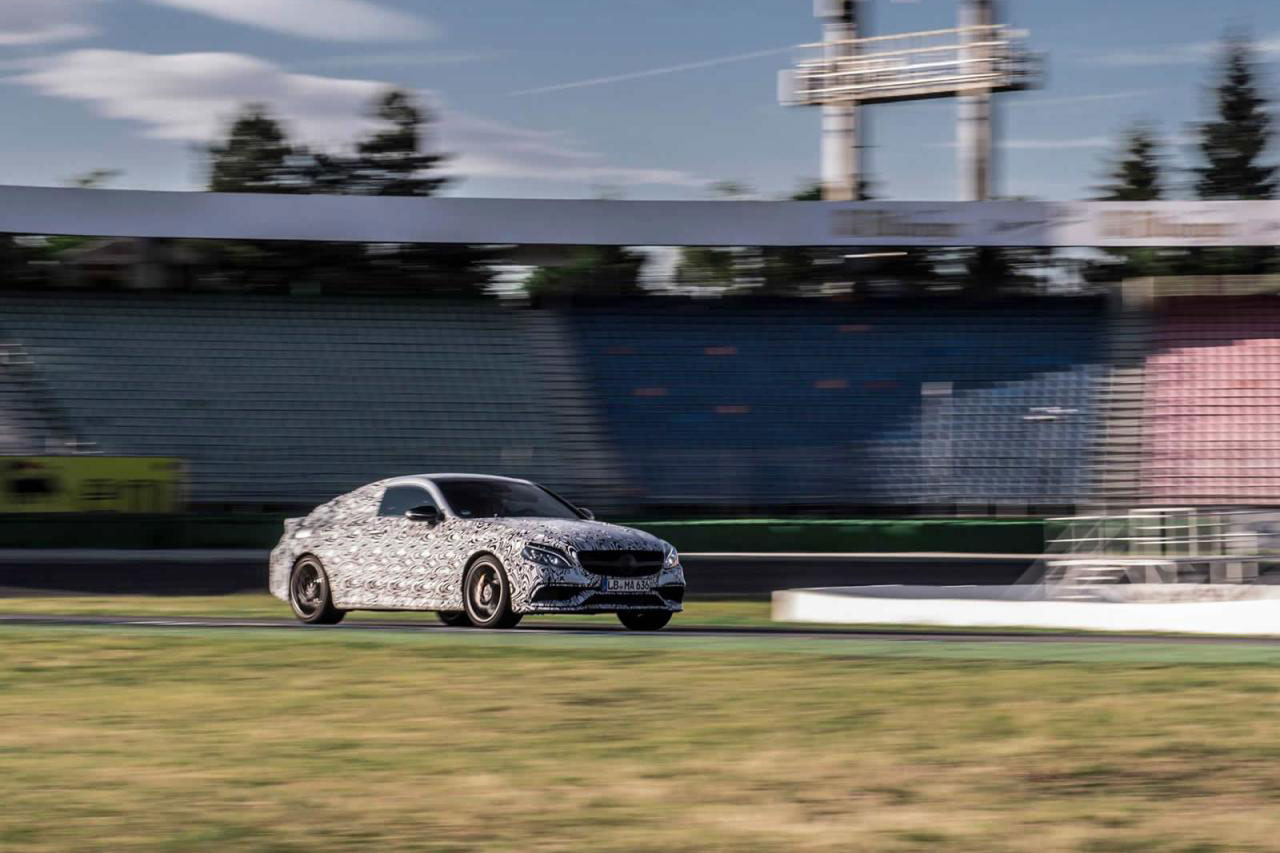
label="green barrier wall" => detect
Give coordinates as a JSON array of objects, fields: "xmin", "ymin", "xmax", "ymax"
[
  {"xmin": 630, "ymin": 519, "xmax": 1044, "ymax": 555},
  {"xmin": 0, "ymin": 515, "xmax": 1045, "ymax": 554}
]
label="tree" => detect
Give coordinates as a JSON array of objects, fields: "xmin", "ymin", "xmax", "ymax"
[
  {"xmin": 525, "ymin": 246, "xmax": 647, "ymax": 305},
  {"xmin": 672, "ymin": 182, "xmax": 753, "ymax": 293},
  {"xmin": 1087, "ymin": 124, "xmax": 1175, "ymax": 282},
  {"xmin": 760, "ymin": 181, "xmax": 939, "ymax": 297},
  {"xmin": 69, "ymin": 169, "xmax": 123, "ymax": 189},
  {"xmin": 343, "ymin": 90, "xmax": 494, "ymax": 296},
  {"xmin": 1194, "ymin": 37, "xmax": 1276, "ymax": 201},
  {"xmin": 1189, "ymin": 36, "xmax": 1277, "ymax": 275},
  {"xmin": 1098, "ymin": 124, "xmax": 1163, "ymax": 202},
  {"xmin": 208, "ymin": 105, "xmax": 295, "ymax": 194},
  {"xmin": 345, "ymin": 90, "xmax": 450, "ymax": 197}
]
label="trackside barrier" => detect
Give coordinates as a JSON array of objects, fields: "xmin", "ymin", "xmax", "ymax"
[{"xmin": 0, "ymin": 515, "xmax": 1046, "ymax": 553}]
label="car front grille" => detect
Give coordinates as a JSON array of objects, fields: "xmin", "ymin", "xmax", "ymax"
[
  {"xmin": 583, "ymin": 592, "xmax": 667, "ymax": 608},
  {"xmin": 576, "ymin": 550, "xmax": 664, "ymax": 577}
]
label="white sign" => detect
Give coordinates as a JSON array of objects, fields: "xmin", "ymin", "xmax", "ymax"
[{"xmin": 1, "ymin": 185, "xmax": 1279, "ymax": 248}]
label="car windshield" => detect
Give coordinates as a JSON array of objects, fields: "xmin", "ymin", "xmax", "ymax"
[{"xmin": 436, "ymin": 479, "xmax": 582, "ymax": 520}]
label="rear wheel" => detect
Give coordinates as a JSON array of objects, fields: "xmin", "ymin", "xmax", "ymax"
[
  {"xmin": 617, "ymin": 610, "xmax": 672, "ymax": 631},
  {"xmin": 463, "ymin": 557, "xmax": 522, "ymax": 629},
  {"xmin": 437, "ymin": 611, "xmax": 472, "ymax": 627},
  {"xmin": 289, "ymin": 557, "xmax": 346, "ymax": 625}
]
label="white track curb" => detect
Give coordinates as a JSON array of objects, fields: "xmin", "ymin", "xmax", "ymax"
[{"xmin": 773, "ymin": 585, "xmax": 1280, "ymax": 636}]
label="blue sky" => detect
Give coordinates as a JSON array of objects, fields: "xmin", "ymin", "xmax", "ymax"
[{"xmin": 1, "ymin": 0, "xmax": 1279, "ymax": 200}]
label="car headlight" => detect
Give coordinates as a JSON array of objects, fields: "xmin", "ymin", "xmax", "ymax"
[
  {"xmin": 522, "ymin": 543, "xmax": 574, "ymax": 569},
  {"xmin": 663, "ymin": 544, "xmax": 680, "ymax": 568}
]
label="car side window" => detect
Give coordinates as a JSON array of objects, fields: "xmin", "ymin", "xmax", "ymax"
[{"xmin": 377, "ymin": 485, "xmax": 436, "ymax": 518}]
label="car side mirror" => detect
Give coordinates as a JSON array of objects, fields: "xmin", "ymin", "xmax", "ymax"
[
  {"xmin": 405, "ymin": 505, "xmax": 442, "ymax": 524},
  {"xmin": 579, "ymin": 507, "xmax": 595, "ymax": 521}
]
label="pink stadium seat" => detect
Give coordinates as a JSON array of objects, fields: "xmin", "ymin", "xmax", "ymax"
[{"xmin": 1142, "ymin": 296, "xmax": 1280, "ymax": 504}]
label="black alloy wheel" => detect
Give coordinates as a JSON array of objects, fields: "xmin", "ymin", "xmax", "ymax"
[
  {"xmin": 289, "ymin": 557, "xmax": 346, "ymax": 625},
  {"xmin": 462, "ymin": 557, "xmax": 522, "ymax": 629}
]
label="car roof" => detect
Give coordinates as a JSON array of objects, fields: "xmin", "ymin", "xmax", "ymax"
[
  {"xmin": 374, "ymin": 473, "xmax": 534, "ymax": 489},
  {"xmin": 424, "ymin": 473, "xmax": 533, "ymax": 484}
]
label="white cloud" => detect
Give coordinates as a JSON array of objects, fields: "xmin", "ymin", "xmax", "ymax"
[
  {"xmin": 141, "ymin": 0, "xmax": 433, "ymax": 42},
  {"xmin": 1092, "ymin": 33, "xmax": 1280, "ymax": 68},
  {"xmin": 301, "ymin": 50, "xmax": 497, "ymax": 70},
  {"xmin": 1094, "ymin": 44, "xmax": 1211, "ymax": 68},
  {"xmin": 0, "ymin": 0, "xmax": 97, "ymax": 46},
  {"xmin": 18, "ymin": 50, "xmax": 386, "ymax": 144},
  {"xmin": 15, "ymin": 49, "xmax": 701, "ymax": 189},
  {"xmin": 1002, "ymin": 136, "xmax": 1112, "ymax": 151}
]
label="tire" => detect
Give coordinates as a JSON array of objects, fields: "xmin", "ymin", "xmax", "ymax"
[
  {"xmin": 462, "ymin": 556, "xmax": 522, "ymax": 629},
  {"xmin": 437, "ymin": 611, "xmax": 472, "ymax": 627},
  {"xmin": 617, "ymin": 610, "xmax": 672, "ymax": 631},
  {"xmin": 289, "ymin": 556, "xmax": 346, "ymax": 625}
]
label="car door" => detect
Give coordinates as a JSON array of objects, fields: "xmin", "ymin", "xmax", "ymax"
[{"xmin": 367, "ymin": 484, "xmax": 447, "ymax": 608}]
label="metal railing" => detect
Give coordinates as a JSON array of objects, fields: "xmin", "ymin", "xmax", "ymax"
[{"xmin": 782, "ymin": 25, "xmax": 1040, "ymax": 106}]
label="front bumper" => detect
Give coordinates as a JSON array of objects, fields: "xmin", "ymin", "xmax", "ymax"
[{"xmin": 521, "ymin": 561, "xmax": 686, "ymax": 613}]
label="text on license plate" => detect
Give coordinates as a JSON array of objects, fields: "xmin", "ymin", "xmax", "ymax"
[{"xmin": 603, "ymin": 576, "xmax": 657, "ymax": 593}]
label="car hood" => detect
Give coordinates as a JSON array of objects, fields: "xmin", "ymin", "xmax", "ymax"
[{"xmin": 464, "ymin": 517, "xmax": 668, "ymax": 553}]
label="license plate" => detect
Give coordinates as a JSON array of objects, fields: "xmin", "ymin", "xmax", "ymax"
[{"xmin": 603, "ymin": 576, "xmax": 656, "ymax": 593}]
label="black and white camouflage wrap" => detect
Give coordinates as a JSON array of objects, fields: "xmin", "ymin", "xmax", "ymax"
[{"xmin": 269, "ymin": 476, "xmax": 685, "ymax": 613}]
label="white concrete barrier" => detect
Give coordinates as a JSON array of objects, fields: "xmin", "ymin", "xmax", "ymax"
[{"xmin": 772, "ymin": 585, "xmax": 1280, "ymax": 636}]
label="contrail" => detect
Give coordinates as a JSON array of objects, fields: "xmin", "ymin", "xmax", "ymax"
[{"xmin": 510, "ymin": 45, "xmax": 793, "ymax": 96}]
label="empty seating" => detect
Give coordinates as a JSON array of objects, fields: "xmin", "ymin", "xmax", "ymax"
[
  {"xmin": 1143, "ymin": 296, "xmax": 1280, "ymax": 505},
  {"xmin": 0, "ymin": 294, "xmax": 603, "ymax": 506},
  {"xmin": 0, "ymin": 293, "xmax": 1108, "ymax": 509},
  {"xmin": 570, "ymin": 303, "xmax": 1106, "ymax": 506}
]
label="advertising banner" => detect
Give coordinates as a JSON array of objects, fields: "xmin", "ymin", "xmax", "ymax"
[
  {"xmin": 3, "ymin": 185, "xmax": 1280, "ymax": 248},
  {"xmin": 0, "ymin": 457, "xmax": 185, "ymax": 513}
]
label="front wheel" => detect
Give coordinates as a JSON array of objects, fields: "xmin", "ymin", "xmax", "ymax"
[
  {"xmin": 289, "ymin": 557, "xmax": 346, "ymax": 625},
  {"xmin": 463, "ymin": 557, "xmax": 522, "ymax": 629},
  {"xmin": 437, "ymin": 611, "xmax": 472, "ymax": 627},
  {"xmin": 617, "ymin": 610, "xmax": 672, "ymax": 631}
]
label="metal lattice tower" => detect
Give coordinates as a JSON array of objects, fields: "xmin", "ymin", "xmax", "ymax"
[{"xmin": 780, "ymin": 0, "xmax": 1040, "ymax": 201}]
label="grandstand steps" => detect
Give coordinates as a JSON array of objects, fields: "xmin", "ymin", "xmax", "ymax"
[
  {"xmin": 518, "ymin": 311, "xmax": 629, "ymax": 509},
  {"xmin": 0, "ymin": 341, "xmax": 83, "ymax": 454},
  {"xmin": 1044, "ymin": 560, "xmax": 1130, "ymax": 601},
  {"xmin": 1092, "ymin": 306, "xmax": 1153, "ymax": 507}
]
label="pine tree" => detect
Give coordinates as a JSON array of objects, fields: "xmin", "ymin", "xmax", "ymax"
[
  {"xmin": 342, "ymin": 89, "xmax": 493, "ymax": 296},
  {"xmin": 1099, "ymin": 124, "xmax": 1163, "ymax": 201},
  {"xmin": 208, "ymin": 106, "xmax": 295, "ymax": 194},
  {"xmin": 347, "ymin": 90, "xmax": 450, "ymax": 197},
  {"xmin": 1190, "ymin": 36, "xmax": 1277, "ymax": 275},
  {"xmin": 1087, "ymin": 124, "xmax": 1173, "ymax": 282},
  {"xmin": 1194, "ymin": 37, "xmax": 1276, "ymax": 201}
]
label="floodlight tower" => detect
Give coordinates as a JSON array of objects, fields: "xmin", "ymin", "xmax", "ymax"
[
  {"xmin": 959, "ymin": 0, "xmax": 996, "ymax": 200},
  {"xmin": 780, "ymin": 0, "xmax": 1040, "ymax": 201},
  {"xmin": 817, "ymin": 0, "xmax": 864, "ymax": 202}
]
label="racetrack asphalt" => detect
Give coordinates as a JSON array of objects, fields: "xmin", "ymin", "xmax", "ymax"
[{"xmin": 3, "ymin": 611, "xmax": 1279, "ymax": 646}]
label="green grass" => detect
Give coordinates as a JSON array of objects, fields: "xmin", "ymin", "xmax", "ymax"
[
  {"xmin": 4, "ymin": 624, "xmax": 1280, "ymax": 851},
  {"xmin": 0, "ymin": 593, "xmax": 777, "ymax": 628}
]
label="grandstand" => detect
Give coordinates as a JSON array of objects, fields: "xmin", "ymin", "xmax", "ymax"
[
  {"xmin": 1142, "ymin": 295, "xmax": 1280, "ymax": 505},
  {"xmin": 570, "ymin": 302, "xmax": 1105, "ymax": 508},
  {"xmin": 0, "ymin": 290, "xmax": 1108, "ymax": 513},
  {"xmin": 0, "ymin": 293, "xmax": 622, "ymax": 509},
  {"xmin": 4, "ymin": 188, "xmax": 1280, "ymax": 517}
]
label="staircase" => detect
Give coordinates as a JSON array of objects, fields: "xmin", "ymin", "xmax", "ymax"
[
  {"xmin": 519, "ymin": 311, "xmax": 628, "ymax": 511},
  {"xmin": 0, "ymin": 341, "xmax": 89, "ymax": 454},
  {"xmin": 1042, "ymin": 559, "xmax": 1132, "ymax": 601},
  {"xmin": 1092, "ymin": 305, "xmax": 1153, "ymax": 508}
]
